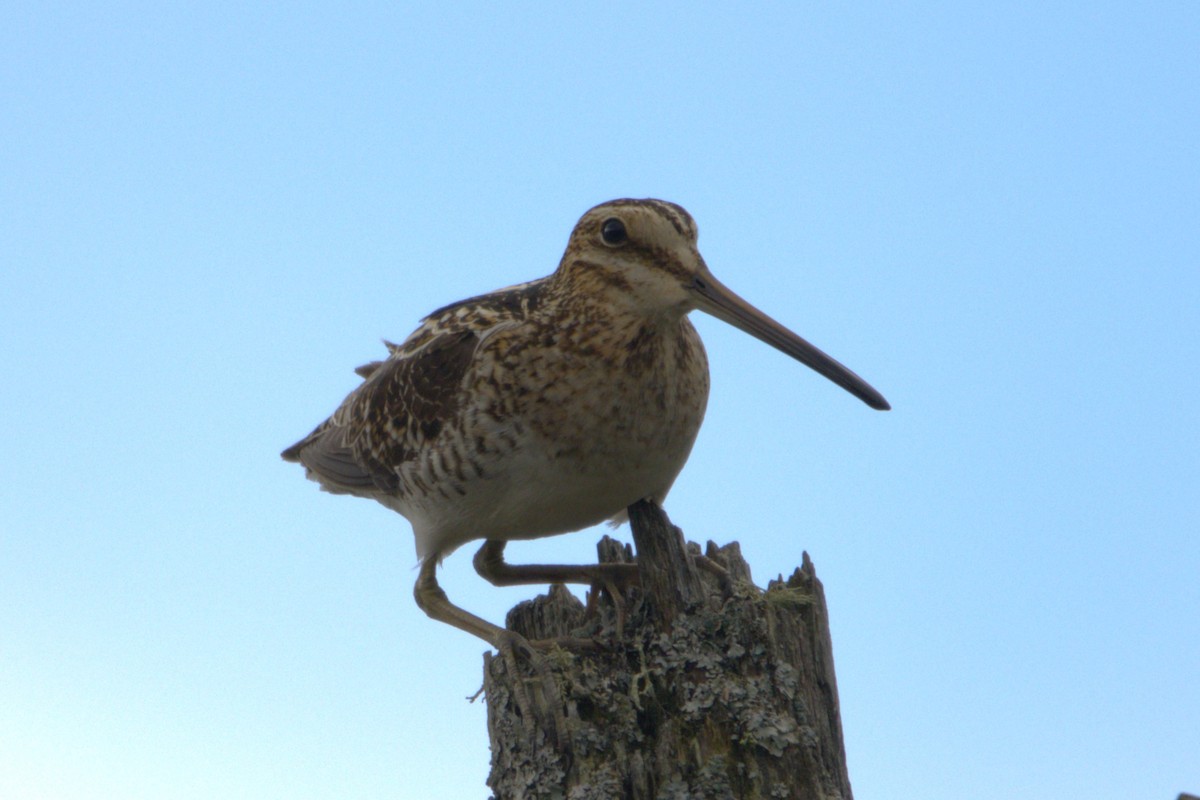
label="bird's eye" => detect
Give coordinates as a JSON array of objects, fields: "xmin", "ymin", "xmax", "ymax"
[{"xmin": 600, "ymin": 218, "xmax": 628, "ymax": 246}]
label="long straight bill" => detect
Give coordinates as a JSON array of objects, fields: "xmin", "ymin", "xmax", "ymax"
[{"xmin": 689, "ymin": 272, "xmax": 890, "ymax": 411}]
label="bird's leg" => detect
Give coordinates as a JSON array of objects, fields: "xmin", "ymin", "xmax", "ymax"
[
  {"xmin": 472, "ymin": 539, "xmax": 640, "ymax": 592},
  {"xmin": 414, "ymin": 557, "xmax": 510, "ymax": 645},
  {"xmin": 413, "ymin": 558, "xmax": 567, "ymax": 746},
  {"xmin": 693, "ymin": 551, "xmax": 733, "ymax": 598},
  {"xmin": 474, "ymin": 539, "xmax": 640, "ymax": 641}
]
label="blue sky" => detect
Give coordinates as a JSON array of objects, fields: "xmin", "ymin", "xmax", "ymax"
[{"xmin": 3, "ymin": 3, "xmax": 1197, "ymax": 798}]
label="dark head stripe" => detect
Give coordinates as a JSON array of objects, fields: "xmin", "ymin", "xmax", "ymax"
[{"xmin": 593, "ymin": 198, "xmax": 696, "ymax": 240}]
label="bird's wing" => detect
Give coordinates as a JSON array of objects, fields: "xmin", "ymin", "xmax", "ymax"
[
  {"xmin": 281, "ymin": 328, "xmax": 479, "ymax": 495},
  {"xmin": 282, "ymin": 275, "xmax": 550, "ymax": 496}
]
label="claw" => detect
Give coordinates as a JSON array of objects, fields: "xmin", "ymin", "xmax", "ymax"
[{"xmin": 495, "ymin": 629, "xmax": 570, "ymax": 751}]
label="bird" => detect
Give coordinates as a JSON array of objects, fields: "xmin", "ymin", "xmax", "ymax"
[{"xmin": 282, "ymin": 198, "xmax": 889, "ymax": 650}]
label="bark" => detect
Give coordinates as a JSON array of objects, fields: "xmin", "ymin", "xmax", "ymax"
[{"xmin": 483, "ymin": 499, "xmax": 853, "ymax": 800}]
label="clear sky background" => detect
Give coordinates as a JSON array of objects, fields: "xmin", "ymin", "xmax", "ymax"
[{"xmin": 3, "ymin": 3, "xmax": 1197, "ymax": 799}]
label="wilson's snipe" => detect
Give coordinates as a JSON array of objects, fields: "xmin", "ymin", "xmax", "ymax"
[{"xmin": 283, "ymin": 199, "xmax": 889, "ymax": 648}]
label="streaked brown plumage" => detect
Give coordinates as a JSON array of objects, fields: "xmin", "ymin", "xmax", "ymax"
[{"xmin": 283, "ymin": 198, "xmax": 888, "ymax": 647}]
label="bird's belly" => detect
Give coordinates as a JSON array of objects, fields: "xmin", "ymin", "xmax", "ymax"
[
  {"xmin": 398, "ymin": 401, "xmax": 703, "ymax": 561},
  {"xmin": 497, "ymin": 441, "xmax": 691, "ymax": 536},
  {"xmin": 400, "ymin": 417, "xmax": 700, "ymax": 561},
  {"xmin": 394, "ymin": 315, "xmax": 711, "ymax": 561}
]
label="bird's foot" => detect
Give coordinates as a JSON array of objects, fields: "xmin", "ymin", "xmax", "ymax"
[
  {"xmin": 493, "ymin": 628, "xmax": 571, "ymax": 751},
  {"xmin": 583, "ymin": 575, "xmax": 631, "ymax": 640},
  {"xmin": 694, "ymin": 551, "xmax": 734, "ymax": 597},
  {"xmin": 528, "ymin": 633, "xmax": 605, "ymax": 654}
]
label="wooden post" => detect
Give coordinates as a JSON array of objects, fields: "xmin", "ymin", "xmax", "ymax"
[{"xmin": 483, "ymin": 500, "xmax": 854, "ymax": 799}]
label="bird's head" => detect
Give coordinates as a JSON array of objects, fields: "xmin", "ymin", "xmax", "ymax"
[{"xmin": 557, "ymin": 198, "xmax": 890, "ymax": 411}]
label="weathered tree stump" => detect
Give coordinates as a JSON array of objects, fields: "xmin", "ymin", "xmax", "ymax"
[{"xmin": 483, "ymin": 500, "xmax": 853, "ymax": 800}]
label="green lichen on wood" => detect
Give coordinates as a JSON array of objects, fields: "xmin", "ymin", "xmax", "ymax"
[{"xmin": 483, "ymin": 507, "xmax": 852, "ymax": 800}]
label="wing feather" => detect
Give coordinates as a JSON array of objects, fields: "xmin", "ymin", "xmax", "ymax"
[
  {"xmin": 282, "ymin": 276, "xmax": 549, "ymax": 499},
  {"xmin": 281, "ymin": 328, "xmax": 479, "ymax": 495}
]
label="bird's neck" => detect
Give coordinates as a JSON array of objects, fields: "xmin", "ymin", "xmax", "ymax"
[{"xmin": 547, "ymin": 260, "xmax": 689, "ymax": 327}]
